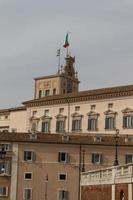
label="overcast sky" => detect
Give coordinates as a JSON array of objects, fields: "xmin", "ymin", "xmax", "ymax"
[{"xmin": 0, "ymin": 0, "xmax": 133, "ymax": 108}]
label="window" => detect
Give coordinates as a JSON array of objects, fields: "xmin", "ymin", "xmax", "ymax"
[
  {"xmin": 58, "ymin": 173, "xmax": 66, "ymax": 181},
  {"xmin": 58, "ymin": 190, "xmax": 68, "ymax": 200},
  {"xmin": 88, "ymin": 118, "xmax": 97, "ymax": 130},
  {"xmin": 125, "ymin": 154, "xmax": 133, "ymax": 164},
  {"xmin": 123, "ymin": 116, "xmax": 133, "ymax": 128},
  {"xmin": 44, "ymin": 110, "xmax": 49, "ymax": 116},
  {"xmin": 58, "ymin": 152, "xmax": 69, "ymax": 163},
  {"xmin": 0, "ymin": 144, "xmax": 11, "ymax": 151},
  {"xmin": 72, "ymin": 119, "xmax": 81, "ymax": 131},
  {"xmin": 53, "ymin": 88, "xmax": 56, "ymax": 95},
  {"xmin": 108, "ymin": 103, "xmax": 113, "ymax": 109},
  {"xmin": 91, "ymin": 105, "xmax": 96, "ymax": 110},
  {"xmin": 105, "ymin": 116, "xmax": 115, "ymax": 130},
  {"xmin": 38, "ymin": 90, "xmax": 42, "ymax": 98},
  {"xmin": 75, "ymin": 106, "xmax": 80, "ymax": 111},
  {"xmin": 23, "ymin": 188, "xmax": 32, "ymax": 200},
  {"xmin": 11, "ymin": 128, "xmax": 17, "ymax": 133},
  {"xmin": 5, "ymin": 116, "xmax": 8, "ymax": 119},
  {"xmin": 92, "ymin": 153, "xmax": 102, "ymax": 164},
  {"xmin": 24, "ymin": 151, "xmax": 35, "ymax": 161},
  {"xmin": 41, "ymin": 121, "xmax": 50, "ymax": 133},
  {"xmin": 45, "ymin": 90, "xmax": 50, "ymax": 96},
  {"xmin": 59, "ymin": 108, "xmax": 64, "ymax": 113},
  {"xmin": 0, "ymin": 162, "xmax": 10, "ymax": 175},
  {"xmin": 31, "ymin": 120, "xmax": 38, "ymax": 131},
  {"xmin": 56, "ymin": 121, "xmax": 65, "ymax": 133},
  {"xmin": 24, "ymin": 173, "xmax": 32, "ymax": 180},
  {"xmin": 0, "ymin": 187, "xmax": 8, "ymax": 197},
  {"xmin": 32, "ymin": 111, "xmax": 37, "ymax": 116}
]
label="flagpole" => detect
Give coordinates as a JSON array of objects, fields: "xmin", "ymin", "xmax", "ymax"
[
  {"xmin": 58, "ymin": 54, "xmax": 60, "ymax": 74},
  {"xmin": 57, "ymin": 49, "xmax": 61, "ymax": 74},
  {"xmin": 66, "ymin": 47, "xmax": 68, "ymax": 57}
]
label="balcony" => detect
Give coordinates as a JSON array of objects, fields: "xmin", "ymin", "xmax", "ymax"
[{"xmin": 81, "ymin": 163, "xmax": 133, "ymax": 186}]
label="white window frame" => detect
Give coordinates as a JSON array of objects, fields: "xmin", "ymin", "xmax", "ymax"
[
  {"xmin": 58, "ymin": 152, "xmax": 69, "ymax": 163},
  {"xmin": 23, "ymin": 188, "xmax": 32, "ymax": 200},
  {"xmin": 58, "ymin": 173, "xmax": 67, "ymax": 181},
  {"xmin": 24, "ymin": 172, "xmax": 33, "ymax": 180},
  {"xmin": 0, "ymin": 143, "xmax": 11, "ymax": 151},
  {"xmin": 57, "ymin": 189, "xmax": 68, "ymax": 200},
  {"xmin": 24, "ymin": 150, "xmax": 35, "ymax": 162},
  {"xmin": 125, "ymin": 154, "xmax": 133, "ymax": 164},
  {"xmin": 92, "ymin": 153, "xmax": 102, "ymax": 164},
  {"xmin": 0, "ymin": 186, "xmax": 8, "ymax": 197}
]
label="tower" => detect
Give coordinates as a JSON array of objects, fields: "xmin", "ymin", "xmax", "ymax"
[{"xmin": 34, "ymin": 55, "xmax": 79, "ymax": 99}]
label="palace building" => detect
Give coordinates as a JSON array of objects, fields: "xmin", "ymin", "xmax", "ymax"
[{"xmin": 0, "ymin": 54, "xmax": 133, "ymax": 200}]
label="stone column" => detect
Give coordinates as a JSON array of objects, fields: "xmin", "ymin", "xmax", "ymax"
[
  {"xmin": 128, "ymin": 183, "xmax": 132, "ymax": 200},
  {"xmin": 112, "ymin": 184, "xmax": 115, "ymax": 200}
]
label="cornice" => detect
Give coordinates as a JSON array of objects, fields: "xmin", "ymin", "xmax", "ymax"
[{"xmin": 23, "ymin": 84, "xmax": 133, "ymax": 108}]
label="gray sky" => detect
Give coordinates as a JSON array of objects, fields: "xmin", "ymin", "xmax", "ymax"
[{"xmin": 0, "ymin": 0, "xmax": 133, "ymax": 108}]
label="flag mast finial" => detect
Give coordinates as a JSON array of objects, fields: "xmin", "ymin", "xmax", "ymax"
[{"xmin": 57, "ymin": 49, "xmax": 61, "ymax": 74}]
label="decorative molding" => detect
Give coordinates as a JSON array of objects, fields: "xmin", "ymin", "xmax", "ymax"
[
  {"xmin": 122, "ymin": 107, "xmax": 133, "ymax": 113},
  {"xmin": 104, "ymin": 109, "xmax": 117, "ymax": 115},
  {"xmin": 87, "ymin": 111, "xmax": 100, "ymax": 117},
  {"xmin": 23, "ymin": 84, "xmax": 133, "ymax": 108}
]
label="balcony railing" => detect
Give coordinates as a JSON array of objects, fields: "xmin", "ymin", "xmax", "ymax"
[{"xmin": 81, "ymin": 163, "xmax": 133, "ymax": 186}]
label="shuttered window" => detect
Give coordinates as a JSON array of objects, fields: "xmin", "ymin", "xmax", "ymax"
[
  {"xmin": 58, "ymin": 152, "xmax": 69, "ymax": 163},
  {"xmin": 88, "ymin": 118, "xmax": 97, "ymax": 130},
  {"xmin": 123, "ymin": 116, "xmax": 133, "ymax": 128},
  {"xmin": 72, "ymin": 119, "xmax": 81, "ymax": 131},
  {"xmin": 92, "ymin": 153, "xmax": 102, "ymax": 164},
  {"xmin": 24, "ymin": 188, "xmax": 32, "ymax": 200},
  {"xmin": 56, "ymin": 121, "xmax": 65, "ymax": 133},
  {"xmin": 58, "ymin": 190, "xmax": 68, "ymax": 200},
  {"xmin": 125, "ymin": 154, "xmax": 133, "ymax": 164},
  {"xmin": 41, "ymin": 121, "xmax": 50, "ymax": 133},
  {"xmin": 105, "ymin": 117, "xmax": 115, "ymax": 130}
]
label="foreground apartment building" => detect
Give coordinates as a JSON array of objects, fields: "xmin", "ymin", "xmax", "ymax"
[{"xmin": 0, "ymin": 55, "xmax": 133, "ymax": 199}]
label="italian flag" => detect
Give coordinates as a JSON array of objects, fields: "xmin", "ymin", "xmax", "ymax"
[{"xmin": 63, "ymin": 33, "xmax": 69, "ymax": 48}]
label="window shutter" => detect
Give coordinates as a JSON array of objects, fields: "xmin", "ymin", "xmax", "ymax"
[
  {"xmin": 100, "ymin": 154, "xmax": 103, "ymax": 164},
  {"xmin": 64, "ymin": 191, "xmax": 68, "ymax": 200},
  {"xmin": 58, "ymin": 152, "xmax": 61, "ymax": 162},
  {"xmin": 131, "ymin": 116, "xmax": 133, "ymax": 128},
  {"xmin": 72, "ymin": 120, "xmax": 74, "ymax": 131},
  {"xmin": 125, "ymin": 155, "xmax": 128, "ymax": 164},
  {"xmin": 24, "ymin": 151, "xmax": 27, "ymax": 161},
  {"xmin": 41, "ymin": 122, "xmax": 44, "ymax": 132},
  {"xmin": 123, "ymin": 116, "xmax": 127, "ymax": 128},
  {"xmin": 105, "ymin": 117, "xmax": 108, "ymax": 129},
  {"xmin": 88, "ymin": 119, "xmax": 90, "ymax": 130},
  {"xmin": 56, "ymin": 121, "xmax": 59, "ymax": 132},
  {"xmin": 66, "ymin": 153, "xmax": 69, "ymax": 163},
  {"xmin": 59, "ymin": 190, "xmax": 62, "ymax": 200},
  {"xmin": 92, "ymin": 154, "xmax": 94, "ymax": 163},
  {"xmin": 32, "ymin": 152, "xmax": 36, "ymax": 161}
]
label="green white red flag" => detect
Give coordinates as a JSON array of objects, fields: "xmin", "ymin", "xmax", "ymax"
[{"xmin": 63, "ymin": 33, "xmax": 69, "ymax": 48}]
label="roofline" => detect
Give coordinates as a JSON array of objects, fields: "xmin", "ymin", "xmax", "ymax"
[
  {"xmin": 0, "ymin": 132, "xmax": 132, "ymax": 146},
  {"xmin": 23, "ymin": 84, "xmax": 133, "ymax": 107},
  {"xmin": 0, "ymin": 106, "xmax": 26, "ymax": 113}
]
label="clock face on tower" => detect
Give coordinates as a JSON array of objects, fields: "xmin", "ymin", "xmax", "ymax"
[{"xmin": 67, "ymin": 79, "xmax": 73, "ymax": 93}]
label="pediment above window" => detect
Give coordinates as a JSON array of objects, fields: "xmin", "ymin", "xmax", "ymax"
[
  {"xmin": 104, "ymin": 109, "xmax": 117, "ymax": 115},
  {"xmin": 29, "ymin": 116, "xmax": 40, "ymax": 121},
  {"xmin": 55, "ymin": 114, "xmax": 67, "ymax": 119},
  {"xmin": 122, "ymin": 107, "xmax": 133, "ymax": 113},
  {"xmin": 71, "ymin": 112, "xmax": 83, "ymax": 118},
  {"xmin": 40, "ymin": 115, "xmax": 52, "ymax": 121},
  {"xmin": 87, "ymin": 111, "xmax": 99, "ymax": 117}
]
